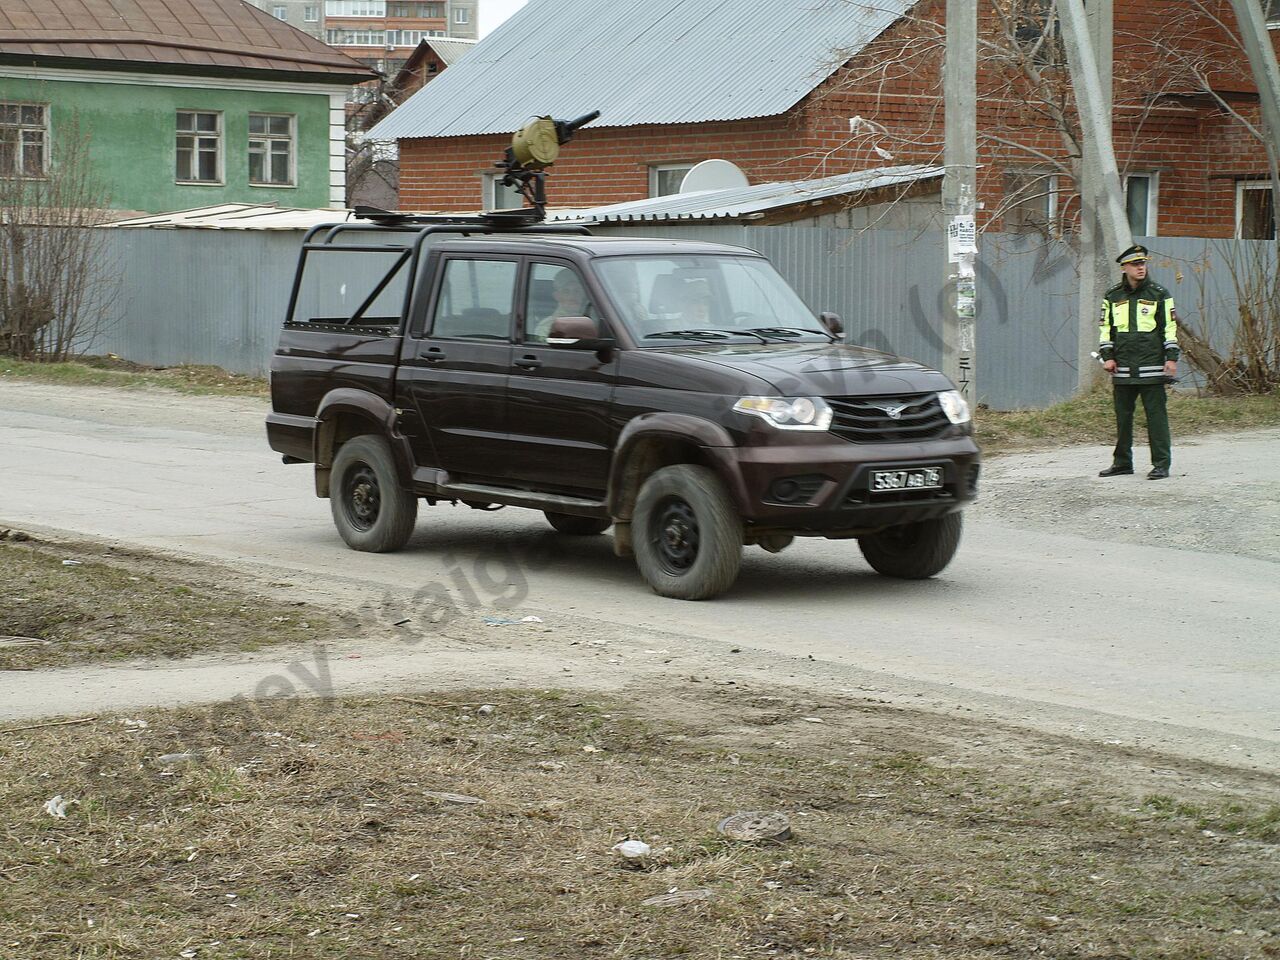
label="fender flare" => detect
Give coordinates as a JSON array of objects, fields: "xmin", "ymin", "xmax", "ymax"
[
  {"xmin": 313, "ymin": 389, "xmax": 414, "ymax": 495},
  {"xmin": 607, "ymin": 413, "xmax": 748, "ymax": 518}
]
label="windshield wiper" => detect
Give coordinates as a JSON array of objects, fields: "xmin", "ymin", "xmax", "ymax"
[
  {"xmin": 644, "ymin": 328, "xmax": 770, "ymax": 343},
  {"xmin": 745, "ymin": 326, "xmax": 838, "ymax": 342}
]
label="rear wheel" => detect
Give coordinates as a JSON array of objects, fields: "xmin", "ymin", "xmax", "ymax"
[
  {"xmin": 858, "ymin": 513, "xmax": 962, "ymax": 579},
  {"xmin": 633, "ymin": 464, "xmax": 742, "ymax": 600},
  {"xmin": 544, "ymin": 512, "xmax": 611, "ymax": 536},
  {"xmin": 329, "ymin": 435, "xmax": 417, "ymax": 552}
]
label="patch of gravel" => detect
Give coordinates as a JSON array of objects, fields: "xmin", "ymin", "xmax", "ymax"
[{"xmin": 974, "ymin": 429, "xmax": 1280, "ymax": 563}]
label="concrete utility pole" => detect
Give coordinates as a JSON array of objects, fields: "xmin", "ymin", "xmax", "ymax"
[
  {"xmin": 1227, "ymin": 0, "xmax": 1280, "ymax": 209},
  {"xmin": 1058, "ymin": 0, "xmax": 1131, "ymax": 391},
  {"xmin": 942, "ymin": 0, "xmax": 978, "ymax": 406},
  {"xmin": 1074, "ymin": 0, "xmax": 1115, "ymax": 392}
]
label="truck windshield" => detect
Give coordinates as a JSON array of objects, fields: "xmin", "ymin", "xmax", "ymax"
[{"xmin": 594, "ymin": 255, "xmax": 825, "ymax": 343}]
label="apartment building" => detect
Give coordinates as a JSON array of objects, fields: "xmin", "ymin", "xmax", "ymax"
[
  {"xmin": 325, "ymin": 0, "xmax": 478, "ymax": 77},
  {"xmin": 244, "ymin": 0, "xmax": 325, "ymax": 40},
  {"xmin": 247, "ymin": 0, "xmax": 478, "ymax": 73}
]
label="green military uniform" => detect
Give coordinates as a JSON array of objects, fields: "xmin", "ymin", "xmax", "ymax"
[{"xmin": 1098, "ymin": 246, "xmax": 1179, "ymax": 475}]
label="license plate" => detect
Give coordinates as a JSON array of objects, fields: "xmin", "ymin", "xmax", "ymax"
[{"xmin": 870, "ymin": 466, "xmax": 943, "ymax": 493}]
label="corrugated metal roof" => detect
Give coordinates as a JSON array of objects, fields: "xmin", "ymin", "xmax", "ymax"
[
  {"xmin": 0, "ymin": 0, "xmax": 376, "ymax": 81},
  {"xmin": 102, "ymin": 166, "xmax": 941, "ymax": 229},
  {"xmin": 427, "ymin": 38, "xmax": 477, "ymax": 67},
  {"xmin": 547, "ymin": 165, "xmax": 944, "ymax": 224},
  {"xmin": 105, "ymin": 204, "xmax": 350, "ymax": 230},
  {"xmin": 368, "ymin": 0, "xmax": 914, "ymax": 141}
]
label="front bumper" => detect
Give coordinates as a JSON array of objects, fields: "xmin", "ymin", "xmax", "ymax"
[{"xmin": 720, "ymin": 435, "xmax": 981, "ymax": 533}]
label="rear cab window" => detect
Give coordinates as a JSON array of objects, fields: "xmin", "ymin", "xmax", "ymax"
[{"xmin": 287, "ymin": 235, "xmax": 415, "ymax": 331}]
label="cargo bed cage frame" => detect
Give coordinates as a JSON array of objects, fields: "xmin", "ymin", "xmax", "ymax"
[{"xmin": 284, "ymin": 209, "xmax": 592, "ymax": 330}]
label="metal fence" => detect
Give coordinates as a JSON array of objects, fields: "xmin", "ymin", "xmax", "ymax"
[{"xmin": 87, "ymin": 224, "xmax": 1271, "ymax": 410}]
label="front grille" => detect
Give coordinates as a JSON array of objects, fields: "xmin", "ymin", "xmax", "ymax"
[{"xmin": 826, "ymin": 393, "xmax": 951, "ymax": 443}]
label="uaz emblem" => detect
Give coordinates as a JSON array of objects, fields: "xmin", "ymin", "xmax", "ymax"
[{"xmin": 871, "ymin": 401, "xmax": 909, "ymax": 420}]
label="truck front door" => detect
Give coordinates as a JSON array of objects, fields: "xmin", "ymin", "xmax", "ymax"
[{"xmin": 505, "ymin": 260, "xmax": 618, "ymax": 495}]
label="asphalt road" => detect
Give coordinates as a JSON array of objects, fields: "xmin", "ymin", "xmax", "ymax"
[{"xmin": 2, "ymin": 381, "xmax": 1278, "ymax": 769}]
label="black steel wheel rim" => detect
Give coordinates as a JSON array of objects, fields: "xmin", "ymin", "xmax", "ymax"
[
  {"xmin": 344, "ymin": 463, "xmax": 381, "ymax": 532},
  {"xmin": 652, "ymin": 496, "xmax": 700, "ymax": 574}
]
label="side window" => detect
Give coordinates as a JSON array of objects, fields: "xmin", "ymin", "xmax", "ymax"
[
  {"xmin": 524, "ymin": 263, "xmax": 596, "ymax": 343},
  {"xmin": 431, "ymin": 259, "xmax": 518, "ymax": 340}
]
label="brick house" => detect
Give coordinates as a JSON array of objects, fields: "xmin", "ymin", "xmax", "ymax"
[{"xmin": 369, "ymin": 0, "xmax": 1280, "ymax": 240}]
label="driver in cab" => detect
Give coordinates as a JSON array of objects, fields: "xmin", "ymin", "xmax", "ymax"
[{"xmin": 531, "ymin": 268, "xmax": 589, "ymax": 341}]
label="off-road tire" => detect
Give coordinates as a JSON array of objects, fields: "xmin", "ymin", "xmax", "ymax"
[
  {"xmin": 858, "ymin": 512, "xmax": 962, "ymax": 579},
  {"xmin": 544, "ymin": 512, "xmax": 611, "ymax": 536},
  {"xmin": 633, "ymin": 464, "xmax": 742, "ymax": 600},
  {"xmin": 329, "ymin": 435, "xmax": 417, "ymax": 553}
]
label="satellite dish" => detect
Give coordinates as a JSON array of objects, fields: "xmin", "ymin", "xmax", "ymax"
[{"xmin": 679, "ymin": 159, "xmax": 750, "ymax": 193}]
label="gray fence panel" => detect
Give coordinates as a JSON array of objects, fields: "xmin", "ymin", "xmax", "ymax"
[
  {"xmin": 594, "ymin": 223, "xmax": 1084, "ymax": 408},
  {"xmin": 98, "ymin": 230, "xmax": 300, "ymax": 377},
  {"xmin": 87, "ymin": 225, "xmax": 1266, "ymax": 407},
  {"xmin": 1139, "ymin": 237, "xmax": 1275, "ymax": 352}
]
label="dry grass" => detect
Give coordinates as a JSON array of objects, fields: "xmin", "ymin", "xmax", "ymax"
[
  {"xmin": 0, "ymin": 538, "xmax": 328, "ymax": 669},
  {"xmin": 0, "ymin": 691, "xmax": 1276, "ymax": 959},
  {"xmin": 0, "ymin": 355, "xmax": 267, "ymax": 398},
  {"xmin": 978, "ymin": 385, "xmax": 1280, "ymax": 456}
]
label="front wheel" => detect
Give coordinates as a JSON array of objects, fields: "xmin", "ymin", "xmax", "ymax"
[
  {"xmin": 633, "ymin": 465, "xmax": 742, "ymax": 600},
  {"xmin": 544, "ymin": 512, "xmax": 611, "ymax": 536},
  {"xmin": 858, "ymin": 513, "xmax": 962, "ymax": 579},
  {"xmin": 329, "ymin": 435, "xmax": 417, "ymax": 552}
]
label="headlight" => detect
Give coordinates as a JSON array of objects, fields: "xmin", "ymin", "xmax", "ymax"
[
  {"xmin": 733, "ymin": 396, "xmax": 833, "ymax": 431},
  {"xmin": 938, "ymin": 389, "xmax": 971, "ymax": 425}
]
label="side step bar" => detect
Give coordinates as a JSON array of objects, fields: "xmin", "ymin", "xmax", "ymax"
[{"xmin": 441, "ymin": 482, "xmax": 608, "ymax": 519}]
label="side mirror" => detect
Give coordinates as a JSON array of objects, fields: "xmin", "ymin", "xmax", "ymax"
[
  {"xmin": 819, "ymin": 312, "xmax": 844, "ymax": 337},
  {"xmin": 547, "ymin": 316, "xmax": 616, "ymax": 352}
]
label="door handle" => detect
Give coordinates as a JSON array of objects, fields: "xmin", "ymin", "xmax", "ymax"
[
  {"xmin": 514, "ymin": 355, "xmax": 542, "ymax": 370},
  {"xmin": 420, "ymin": 346, "xmax": 446, "ymax": 363}
]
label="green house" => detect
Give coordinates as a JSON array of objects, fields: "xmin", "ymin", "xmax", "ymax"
[{"xmin": 0, "ymin": 0, "xmax": 375, "ymax": 213}]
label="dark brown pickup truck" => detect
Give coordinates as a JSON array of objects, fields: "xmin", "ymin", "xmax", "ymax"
[{"xmin": 267, "ymin": 215, "xmax": 979, "ymax": 600}]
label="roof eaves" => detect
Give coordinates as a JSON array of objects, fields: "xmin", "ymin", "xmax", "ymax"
[{"xmin": 0, "ymin": 51, "xmax": 376, "ymax": 84}]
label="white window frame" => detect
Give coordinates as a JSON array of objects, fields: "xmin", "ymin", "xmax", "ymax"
[
  {"xmin": 272, "ymin": 5, "xmax": 288, "ymax": 19},
  {"xmin": 326, "ymin": 28, "xmax": 387, "ymax": 45},
  {"xmin": 453, "ymin": 6, "xmax": 469, "ymax": 24},
  {"xmin": 248, "ymin": 113, "xmax": 296, "ymax": 188},
  {"xmin": 1124, "ymin": 171, "xmax": 1159, "ymax": 237},
  {"xmin": 325, "ymin": 0, "xmax": 386, "ymax": 15},
  {"xmin": 485, "ymin": 173, "xmax": 524, "ymax": 211},
  {"xmin": 175, "ymin": 110, "xmax": 223, "ymax": 185},
  {"xmin": 648, "ymin": 162, "xmax": 695, "ymax": 198},
  {"xmin": 1236, "ymin": 180, "xmax": 1278, "ymax": 239},
  {"xmin": 0, "ymin": 101, "xmax": 50, "ymax": 179},
  {"xmin": 304, "ymin": 5, "xmax": 320, "ymax": 21}
]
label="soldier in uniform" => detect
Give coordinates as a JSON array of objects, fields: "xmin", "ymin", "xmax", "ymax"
[{"xmin": 1097, "ymin": 245, "xmax": 1179, "ymax": 480}]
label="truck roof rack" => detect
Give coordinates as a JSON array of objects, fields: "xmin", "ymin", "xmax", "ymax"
[
  {"xmin": 285, "ymin": 209, "xmax": 592, "ymax": 331},
  {"xmin": 351, "ymin": 206, "xmax": 560, "ymax": 230}
]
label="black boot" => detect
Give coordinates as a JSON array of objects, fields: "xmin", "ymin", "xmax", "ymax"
[{"xmin": 1098, "ymin": 465, "xmax": 1134, "ymax": 477}]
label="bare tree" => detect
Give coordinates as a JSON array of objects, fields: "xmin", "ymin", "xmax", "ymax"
[
  {"xmin": 0, "ymin": 119, "xmax": 117, "ymax": 361},
  {"xmin": 1178, "ymin": 240, "xmax": 1280, "ymax": 393},
  {"xmin": 813, "ymin": 0, "xmax": 1218, "ymax": 243}
]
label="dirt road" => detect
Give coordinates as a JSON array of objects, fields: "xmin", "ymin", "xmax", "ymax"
[{"xmin": 2, "ymin": 381, "xmax": 1277, "ymax": 769}]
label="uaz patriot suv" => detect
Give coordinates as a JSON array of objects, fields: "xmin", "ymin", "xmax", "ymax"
[{"xmin": 266, "ymin": 215, "xmax": 980, "ymax": 600}]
